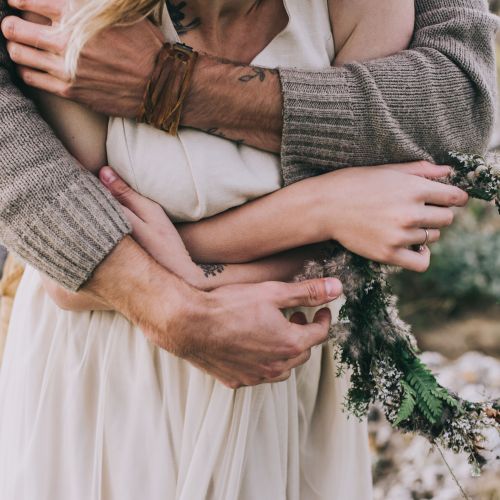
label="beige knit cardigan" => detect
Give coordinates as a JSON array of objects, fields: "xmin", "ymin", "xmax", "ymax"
[{"xmin": 0, "ymin": 0, "xmax": 497, "ymax": 290}]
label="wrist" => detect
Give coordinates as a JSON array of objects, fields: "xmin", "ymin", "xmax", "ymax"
[
  {"xmin": 82, "ymin": 236, "xmax": 203, "ymax": 329},
  {"xmin": 181, "ymin": 53, "xmax": 222, "ymax": 130},
  {"xmin": 312, "ymin": 172, "xmax": 342, "ymax": 243}
]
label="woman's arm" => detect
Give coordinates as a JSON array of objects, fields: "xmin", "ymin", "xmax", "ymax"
[
  {"xmin": 178, "ymin": 161, "xmax": 467, "ymax": 272},
  {"xmin": 280, "ymin": 0, "xmax": 496, "ymax": 184},
  {"xmin": 0, "ymin": 7, "xmax": 130, "ymax": 291}
]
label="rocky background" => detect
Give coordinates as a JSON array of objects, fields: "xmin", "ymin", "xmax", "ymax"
[{"xmin": 372, "ymin": 5, "xmax": 500, "ymax": 496}]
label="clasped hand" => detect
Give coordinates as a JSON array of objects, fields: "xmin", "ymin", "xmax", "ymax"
[{"xmin": 2, "ymin": 0, "xmax": 161, "ymax": 117}]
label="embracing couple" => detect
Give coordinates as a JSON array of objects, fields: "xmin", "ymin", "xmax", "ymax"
[{"xmin": 0, "ymin": 0, "xmax": 496, "ymax": 499}]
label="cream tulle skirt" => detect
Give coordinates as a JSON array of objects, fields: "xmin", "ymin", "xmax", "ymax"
[{"xmin": 0, "ymin": 267, "xmax": 372, "ymax": 500}]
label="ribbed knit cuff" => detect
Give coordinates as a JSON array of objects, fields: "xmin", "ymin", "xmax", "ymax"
[
  {"xmin": 1, "ymin": 172, "xmax": 131, "ymax": 291},
  {"xmin": 279, "ymin": 67, "xmax": 359, "ymax": 186}
]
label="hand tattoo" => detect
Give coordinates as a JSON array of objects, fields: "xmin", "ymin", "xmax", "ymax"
[
  {"xmin": 166, "ymin": 0, "xmax": 201, "ymax": 35},
  {"xmin": 239, "ymin": 67, "xmax": 279, "ymax": 83},
  {"xmin": 198, "ymin": 264, "xmax": 226, "ymax": 278}
]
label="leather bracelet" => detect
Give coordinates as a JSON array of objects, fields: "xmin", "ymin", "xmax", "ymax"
[{"xmin": 137, "ymin": 42, "xmax": 198, "ymax": 135}]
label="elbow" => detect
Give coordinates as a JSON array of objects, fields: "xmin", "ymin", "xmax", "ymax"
[{"xmin": 448, "ymin": 90, "xmax": 496, "ymax": 157}]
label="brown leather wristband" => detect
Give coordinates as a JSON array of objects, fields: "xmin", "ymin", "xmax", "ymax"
[{"xmin": 137, "ymin": 42, "xmax": 199, "ymax": 135}]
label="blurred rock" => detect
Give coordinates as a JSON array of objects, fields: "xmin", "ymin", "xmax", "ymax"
[{"xmin": 371, "ymin": 352, "xmax": 500, "ymax": 500}]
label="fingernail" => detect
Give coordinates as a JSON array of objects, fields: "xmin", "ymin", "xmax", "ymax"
[
  {"xmin": 100, "ymin": 167, "xmax": 117, "ymax": 184},
  {"xmin": 439, "ymin": 165, "xmax": 453, "ymax": 176},
  {"xmin": 325, "ymin": 278, "xmax": 342, "ymax": 298}
]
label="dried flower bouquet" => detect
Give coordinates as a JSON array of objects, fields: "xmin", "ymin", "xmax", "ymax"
[{"xmin": 298, "ymin": 153, "xmax": 500, "ymax": 472}]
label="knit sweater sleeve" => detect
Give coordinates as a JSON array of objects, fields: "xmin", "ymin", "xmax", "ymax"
[
  {"xmin": 279, "ymin": 0, "xmax": 498, "ymax": 186},
  {"xmin": 0, "ymin": 2, "xmax": 131, "ymax": 290}
]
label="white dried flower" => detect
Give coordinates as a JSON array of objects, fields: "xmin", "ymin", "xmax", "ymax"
[
  {"xmin": 491, "ymin": 164, "xmax": 500, "ymax": 178},
  {"xmin": 467, "ymin": 171, "xmax": 476, "ymax": 182}
]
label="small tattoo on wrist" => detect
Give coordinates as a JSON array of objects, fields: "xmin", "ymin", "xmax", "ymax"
[
  {"xmin": 198, "ymin": 264, "xmax": 226, "ymax": 278},
  {"xmin": 239, "ymin": 67, "xmax": 278, "ymax": 83}
]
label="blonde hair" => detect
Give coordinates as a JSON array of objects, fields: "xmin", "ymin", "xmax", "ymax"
[{"xmin": 63, "ymin": 0, "xmax": 163, "ymax": 77}]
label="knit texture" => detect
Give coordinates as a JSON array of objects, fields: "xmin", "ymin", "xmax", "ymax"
[
  {"xmin": 0, "ymin": 2, "xmax": 131, "ymax": 290},
  {"xmin": 279, "ymin": 0, "xmax": 498, "ymax": 185},
  {"xmin": 0, "ymin": 0, "xmax": 497, "ymax": 288}
]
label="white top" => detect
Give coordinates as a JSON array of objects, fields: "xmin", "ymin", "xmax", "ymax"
[
  {"xmin": 107, "ymin": 0, "xmax": 334, "ymax": 222},
  {"xmin": 0, "ymin": 4, "xmax": 374, "ymax": 499}
]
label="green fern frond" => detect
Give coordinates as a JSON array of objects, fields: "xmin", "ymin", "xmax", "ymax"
[
  {"xmin": 432, "ymin": 387, "xmax": 461, "ymax": 411},
  {"xmin": 393, "ymin": 381, "xmax": 417, "ymax": 427},
  {"xmin": 405, "ymin": 359, "xmax": 443, "ymax": 424}
]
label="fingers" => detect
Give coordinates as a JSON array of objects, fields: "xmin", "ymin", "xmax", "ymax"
[
  {"xmin": 120, "ymin": 206, "xmax": 144, "ymax": 233},
  {"xmin": 274, "ymin": 279, "xmax": 343, "ymax": 309},
  {"xmin": 1, "ymin": 16, "xmax": 67, "ymax": 53},
  {"xmin": 99, "ymin": 167, "xmax": 157, "ymax": 222},
  {"xmin": 404, "ymin": 228, "xmax": 440, "ymax": 246},
  {"xmin": 290, "ymin": 307, "xmax": 332, "ymax": 351},
  {"xmin": 7, "ymin": 0, "xmax": 64, "ymax": 21},
  {"xmin": 16, "ymin": 65, "xmax": 69, "ymax": 95},
  {"xmin": 421, "ymin": 181, "xmax": 468, "ymax": 207},
  {"xmin": 415, "ymin": 206, "xmax": 455, "ymax": 229},
  {"xmin": 381, "ymin": 161, "xmax": 451, "ymax": 179},
  {"xmin": 7, "ymin": 41, "xmax": 67, "ymax": 80},
  {"xmin": 392, "ymin": 246, "xmax": 431, "ymax": 273}
]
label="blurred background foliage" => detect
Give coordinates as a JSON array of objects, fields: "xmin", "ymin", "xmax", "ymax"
[
  {"xmin": 373, "ymin": 5, "xmax": 500, "ymax": 498},
  {"xmin": 391, "ymin": 1, "xmax": 500, "ymax": 360}
]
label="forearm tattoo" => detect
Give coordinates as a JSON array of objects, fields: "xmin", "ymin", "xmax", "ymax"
[
  {"xmin": 198, "ymin": 264, "xmax": 227, "ymax": 278},
  {"xmin": 166, "ymin": 0, "xmax": 201, "ymax": 35},
  {"xmin": 239, "ymin": 67, "xmax": 279, "ymax": 83}
]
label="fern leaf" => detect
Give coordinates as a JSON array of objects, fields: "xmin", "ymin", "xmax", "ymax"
[{"xmin": 393, "ymin": 382, "xmax": 417, "ymax": 427}]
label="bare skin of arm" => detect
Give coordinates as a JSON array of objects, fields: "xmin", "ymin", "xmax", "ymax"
[{"xmin": 2, "ymin": 0, "xmax": 414, "ymax": 152}]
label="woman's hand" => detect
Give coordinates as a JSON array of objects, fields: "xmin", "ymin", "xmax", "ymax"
[
  {"xmin": 177, "ymin": 161, "xmax": 467, "ymax": 274},
  {"xmin": 315, "ymin": 162, "xmax": 468, "ymax": 271},
  {"xmin": 98, "ymin": 168, "xmax": 323, "ymax": 291}
]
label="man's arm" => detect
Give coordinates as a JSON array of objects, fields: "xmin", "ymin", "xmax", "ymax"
[
  {"xmin": 5, "ymin": 0, "xmax": 495, "ymax": 179},
  {"xmin": 278, "ymin": 0, "xmax": 498, "ymax": 184},
  {"xmin": 185, "ymin": 0, "xmax": 497, "ymax": 183},
  {"xmin": 0, "ymin": 1, "xmax": 132, "ymax": 290}
]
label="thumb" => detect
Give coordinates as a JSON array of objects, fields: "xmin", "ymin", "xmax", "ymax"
[
  {"xmin": 99, "ymin": 166, "xmax": 152, "ymax": 220},
  {"xmin": 275, "ymin": 278, "xmax": 343, "ymax": 309},
  {"xmin": 381, "ymin": 161, "xmax": 452, "ymax": 180}
]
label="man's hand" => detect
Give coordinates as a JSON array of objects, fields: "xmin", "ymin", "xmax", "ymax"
[
  {"xmin": 83, "ymin": 237, "xmax": 342, "ymax": 389},
  {"xmin": 1, "ymin": 0, "xmax": 163, "ymax": 116},
  {"xmin": 1, "ymin": 0, "xmax": 283, "ymax": 151}
]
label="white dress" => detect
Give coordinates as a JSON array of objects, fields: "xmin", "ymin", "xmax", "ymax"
[{"xmin": 0, "ymin": 1, "xmax": 373, "ymax": 499}]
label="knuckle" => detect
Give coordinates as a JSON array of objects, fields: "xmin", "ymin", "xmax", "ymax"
[
  {"xmin": 380, "ymin": 246, "xmax": 395, "ymax": 263},
  {"xmin": 391, "ymin": 231, "xmax": 407, "ymax": 247},
  {"xmin": 284, "ymin": 340, "xmax": 303, "ymax": 359},
  {"xmin": 303, "ymin": 281, "xmax": 325, "ymax": 303},
  {"xmin": 265, "ymin": 361, "xmax": 286, "ymax": 379},
  {"xmin": 400, "ymin": 210, "xmax": 418, "ymax": 227},
  {"xmin": 53, "ymin": 36, "xmax": 67, "ymax": 54},
  {"xmin": 59, "ymin": 83, "xmax": 73, "ymax": 99},
  {"xmin": 260, "ymin": 281, "xmax": 281, "ymax": 300}
]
